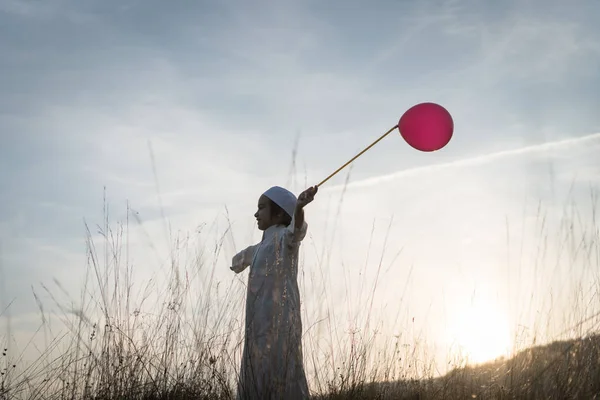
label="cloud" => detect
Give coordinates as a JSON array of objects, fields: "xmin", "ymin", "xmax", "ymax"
[{"xmin": 324, "ymin": 132, "xmax": 600, "ymax": 191}]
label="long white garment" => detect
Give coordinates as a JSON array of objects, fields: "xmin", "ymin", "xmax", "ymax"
[{"xmin": 231, "ymin": 215, "xmax": 310, "ymax": 400}]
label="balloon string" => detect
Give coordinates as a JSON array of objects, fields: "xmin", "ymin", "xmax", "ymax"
[{"xmin": 317, "ymin": 124, "xmax": 398, "ymax": 188}]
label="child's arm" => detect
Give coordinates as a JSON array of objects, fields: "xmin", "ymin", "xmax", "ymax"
[
  {"xmin": 295, "ymin": 186, "xmax": 318, "ymax": 229},
  {"xmin": 294, "ymin": 207, "xmax": 305, "ymax": 231},
  {"xmin": 285, "ymin": 186, "xmax": 318, "ymax": 245},
  {"xmin": 231, "ymin": 244, "xmax": 258, "ymax": 273}
]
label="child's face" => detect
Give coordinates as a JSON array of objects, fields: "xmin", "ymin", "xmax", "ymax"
[{"xmin": 254, "ymin": 195, "xmax": 281, "ymax": 231}]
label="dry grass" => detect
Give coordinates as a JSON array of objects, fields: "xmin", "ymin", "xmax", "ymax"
[{"xmin": 1, "ymin": 187, "xmax": 599, "ymax": 399}]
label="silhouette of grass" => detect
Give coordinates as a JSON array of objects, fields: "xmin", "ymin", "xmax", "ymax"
[{"xmin": 1, "ymin": 180, "xmax": 599, "ymax": 399}]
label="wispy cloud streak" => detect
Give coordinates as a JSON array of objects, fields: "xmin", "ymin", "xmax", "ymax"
[{"xmin": 325, "ymin": 132, "xmax": 600, "ymax": 191}]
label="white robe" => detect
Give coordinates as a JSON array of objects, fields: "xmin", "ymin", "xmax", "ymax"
[{"xmin": 231, "ymin": 216, "xmax": 310, "ymax": 399}]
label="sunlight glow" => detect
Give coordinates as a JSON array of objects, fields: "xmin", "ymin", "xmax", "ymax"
[{"xmin": 446, "ymin": 301, "xmax": 513, "ymax": 365}]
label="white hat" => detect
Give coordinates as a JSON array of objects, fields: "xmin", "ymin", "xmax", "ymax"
[{"xmin": 263, "ymin": 186, "xmax": 297, "ymax": 218}]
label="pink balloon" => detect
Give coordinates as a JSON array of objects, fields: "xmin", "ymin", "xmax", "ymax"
[{"xmin": 398, "ymin": 102, "xmax": 454, "ymax": 152}]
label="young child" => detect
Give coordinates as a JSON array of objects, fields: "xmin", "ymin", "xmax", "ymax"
[{"xmin": 231, "ymin": 185, "xmax": 318, "ymax": 400}]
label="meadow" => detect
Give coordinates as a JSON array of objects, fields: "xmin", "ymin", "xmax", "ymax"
[{"xmin": 1, "ymin": 185, "xmax": 599, "ymax": 400}]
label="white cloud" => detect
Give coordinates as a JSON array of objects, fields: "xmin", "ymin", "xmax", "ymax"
[{"xmin": 324, "ymin": 132, "xmax": 600, "ymax": 191}]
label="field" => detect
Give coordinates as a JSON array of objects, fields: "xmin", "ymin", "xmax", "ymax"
[{"xmin": 1, "ymin": 190, "xmax": 599, "ymax": 400}]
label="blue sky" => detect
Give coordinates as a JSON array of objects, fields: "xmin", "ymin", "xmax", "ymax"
[{"xmin": 1, "ymin": 0, "xmax": 600, "ymax": 377}]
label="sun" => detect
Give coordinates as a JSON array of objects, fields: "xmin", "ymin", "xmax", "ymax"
[{"xmin": 446, "ymin": 301, "xmax": 512, "ymax": 365}]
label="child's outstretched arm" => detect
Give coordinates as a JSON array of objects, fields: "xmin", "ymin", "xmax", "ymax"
[
  {"xmin": 231, "ymin": 244, "xmax": 258, "ymax": 273},
  {"xmin": 295, "ymin": 186, "xmax": 318, "ymax": 230}
]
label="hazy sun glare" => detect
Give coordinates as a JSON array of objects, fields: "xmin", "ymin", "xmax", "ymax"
[{"xmin": 446, "ymin": 301, "xmax": 513, "ymax": 365}]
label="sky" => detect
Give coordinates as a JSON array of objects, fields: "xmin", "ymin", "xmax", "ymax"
[{"xmin": 1, "ymin": 0, "xmax": 600, "ymax": 384}]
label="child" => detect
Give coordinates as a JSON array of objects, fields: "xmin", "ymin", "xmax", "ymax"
[{"xmin": 231, "ymin": 185, "xmax": 318, "ymax": 400}]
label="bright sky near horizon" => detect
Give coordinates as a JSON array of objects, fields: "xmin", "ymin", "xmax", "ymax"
[{"xmin": 2, "ymin": 0, "xmax": 600, "ymax": 380}]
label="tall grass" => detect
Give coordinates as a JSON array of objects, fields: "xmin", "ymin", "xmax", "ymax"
[{"xmin": 1, "ymin": 185, "xmax": 599, "ymax": 399}]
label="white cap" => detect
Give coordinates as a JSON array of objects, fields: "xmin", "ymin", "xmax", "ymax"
[{"xmin": 263, "ymin": 186, "xmax": 297, "ymax": 218}]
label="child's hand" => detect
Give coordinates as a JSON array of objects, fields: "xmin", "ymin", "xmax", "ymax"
[{"xmin": 297, "ymin": 186, "xmax": 318, "ymax": 209}]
